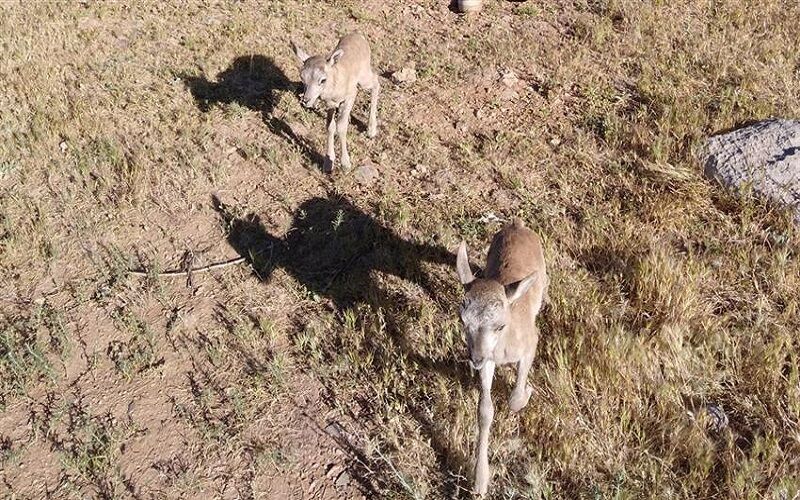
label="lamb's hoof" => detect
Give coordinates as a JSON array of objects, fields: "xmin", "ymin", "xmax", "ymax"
[
  {"xmin": 323, "ymin": 157, "xmax": 335, "ymax": 173},
  {"xmin": 340, "ymin": 157, "xmax": 352, "ymax": 171},
  {"xmin": 474, "ymin": 470, "xmax": 489, "ymax": 497},
  {"xmin": 509, "ymin": 384, "xmax": 533, "ymax": 413},
  {"xmin": 367, "ymin": 126, "xmax": 378, "ymax": 139}
]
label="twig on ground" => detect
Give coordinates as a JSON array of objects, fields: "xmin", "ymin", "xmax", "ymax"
[{"xmin": 128, "ymin": 257, "xmax": 247, "ymax": 277}]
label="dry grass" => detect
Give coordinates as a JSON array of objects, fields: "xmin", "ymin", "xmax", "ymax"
[{"xmin": 2, "ymin": 1, "xmax": 800, "ymax": 498}]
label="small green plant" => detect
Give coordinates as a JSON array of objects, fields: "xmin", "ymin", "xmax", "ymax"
[
  {"xmin": 377, "ymin": 192, "xmax": 411, "ymax": 231},
  {"xmin": 92, "ymin": 246, "xmax": 134, "ymax": 306},
  {"xmin": 0, "ymin": 160, "xmax": 15, "ymax": 179},
  {"xmin": 0, "ymin": 302, "xmax": 70, "ymax": 400},
  {"xmin": 57, "ymin": 399, "xmax": 140, "ymax": 497},
  {"xmin": 455, "ymin": 214, "xmax": 489, "ymax": 242},
  {"xmin": 34, "ymin": 302, "xmax": 71, "ymax": 360},
  {"xmin": 60, "ymin": 413, "xmax": 118, "ymax": 483},
  {"xmin": 332, "ymin": 208, "xmax": 346, "ymax": 230},
  {"xmin": 223, "ymin": 102, "xmax": 248, "ymax": 120},
  {"xmin": 250, "ymin": 438, "xmax": 294, "ymax": 472},
  {"xmin": 107, "ymin": 310, "xmax": 162, "ymax": 380},
  {"xmin": 515, "ymin": 4, "xmax": 539, "ymax": 17}
]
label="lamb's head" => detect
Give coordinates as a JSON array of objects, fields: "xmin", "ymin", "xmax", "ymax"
[
  {"xmin": 456, "ymin": 241, "xmax": 538, "ymax": 370},
  {"xmin": 291, "ymin": 41, "xmax": 344, "ymax": 108}
]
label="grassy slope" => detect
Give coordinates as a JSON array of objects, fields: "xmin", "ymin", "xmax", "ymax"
[{"xmin": 1, "ymin": 0, "xmax": 800, "ymax": 498}]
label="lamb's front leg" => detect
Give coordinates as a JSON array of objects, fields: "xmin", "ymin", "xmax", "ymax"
[
  {"xmin": 474, "ymin": 360, "xmax": 495, "ymax": 496},
  {"xmin": 509, "ymin": 354, "xmax": 534, "ymax": 412},
  {"xmin": 336, "ymin": 95, "xmax": 356, "ymax": 170},
  {"xmin": 510, "ymin": 333, "xmax": 538, "ymax": 412},
  {"xmin": 324, "ymin": 108, "xmax": 336, "ymax": 172}
]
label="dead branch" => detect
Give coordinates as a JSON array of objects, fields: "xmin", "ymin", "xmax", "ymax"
[{"xmin": 128, "ymin": 257, "xmax": 246, "ymax": 277}]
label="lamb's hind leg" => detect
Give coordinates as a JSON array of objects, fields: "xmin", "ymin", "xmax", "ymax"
[
  {"xmin": 474, "ymin": 360, "xmax": 495, "ymax": 496},
  {"xmin": 366, "ymin": 72, "xmax": 380, "ymax": 138}
]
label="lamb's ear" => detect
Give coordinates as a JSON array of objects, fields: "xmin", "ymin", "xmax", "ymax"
[
  {"xmin": 291, "ymin": 41, "xmax": 310, "ymax": 63},
  {"xmin": 327, "ymin": 48, "xmax": 344, "ymax": 65},
  {"xmin": 505, "ymin": 271, "xmax": 539, "ymax": 304},
  {"xmin": 456, "ymin": 241, "xmax": 474, "ymax": 286}
]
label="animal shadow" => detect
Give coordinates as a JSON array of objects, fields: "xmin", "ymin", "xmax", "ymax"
[
  {"xmin": 180, "ymin": 55, "xmax": 326, "ymax": 167},
  {"xmin": 212, "ymin": 193, "xmax": 454, "ymax": 310}
]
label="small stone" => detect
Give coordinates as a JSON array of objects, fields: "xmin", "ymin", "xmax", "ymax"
[
  {"xmin": 325, "ymin": 422, "xmax": 345, "ymax": 440},
  {"xmin": 59, "ymin": 141, "xmax": 68, "ymax": 153},
  {"xmin": 326, "ymin": 464, "xmax": 341, "ymax": 478},
  {"xmin": 499, "ymin": 69, "xmax": 519, "ymax": 88},
  {"xmin": 335, "ymin": 470, "xmax": 350, "ymax": 488},
  {"xmin": 391, "ymin": 66, "xmax": 417, "ymax": 85},
  {"xmin": 412, "ymin": 164, "xmax": 429, "ymax": 176},
  {"xmin": 549, "ymin": 137, "xmax": 562, "ymax": 147},
  {"xmin": 354, "ymin": 163, "xmax": 379, "ymax": 186}
]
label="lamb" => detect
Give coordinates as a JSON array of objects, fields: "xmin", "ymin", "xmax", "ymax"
[
  {"xmin": 291, "ymin": 33, "xmax": 380, "ymax": 172},
  {"xmin": 455, "ymin": 218, "xmax": 548, "ymax": 496}
]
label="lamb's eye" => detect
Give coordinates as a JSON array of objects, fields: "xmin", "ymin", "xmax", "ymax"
[
  {"xmin": 495, "ymin": 324, "xmax": 506, "ymax": 332},
  {"xmin": 319, "ymin": 77, "xmax": 327, "ymax": 84}
]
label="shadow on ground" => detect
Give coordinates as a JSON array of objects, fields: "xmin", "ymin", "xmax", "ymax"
[
  {"xmin": 212, "ymin": 193, "xmax": 477, "ymax": 497},
  {"xmin": 180, "ymin": 55, "xmax": 326, "ymax": 168},
  {"xmin": 212, "ymin": 193, "xmax": 453, "ymax": 309}
]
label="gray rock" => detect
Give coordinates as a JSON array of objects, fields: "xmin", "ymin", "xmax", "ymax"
[
  {"xmin": 334, "ymin": 470, "xmax": 351, "ymax": 488},
  {"xmin": 354, "ymin": 163, "xmax": 379, "ymax": 186},
  {"xmin": 700, "ymin": 118, "xmax": 800, "ymax": 222}
]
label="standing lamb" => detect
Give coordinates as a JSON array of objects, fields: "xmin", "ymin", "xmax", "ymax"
[
  {"xmin": 291, "ymin": 33, "xmax": 380, "ymax": 172},
  {"xmin": 456, "ymin": 218, "xmax": 548, "ymax": 496}
]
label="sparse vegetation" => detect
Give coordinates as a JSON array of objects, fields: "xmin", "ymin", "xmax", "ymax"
[
  {"xmin": 1, "ymin": 1, "xmax": 799, "ymax": 499},
  {"xmin": 1, "ymin": 303, "xmax": 70, "ymax": 401},
  {"xmin": 107, "ymin": 310, "xmax": 162, "ymax": 380}
]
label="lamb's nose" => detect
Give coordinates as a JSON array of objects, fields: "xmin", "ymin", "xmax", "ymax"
[{"xmin": 470, "ymin": 356, "xmax": 485, "ymax": 370}]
